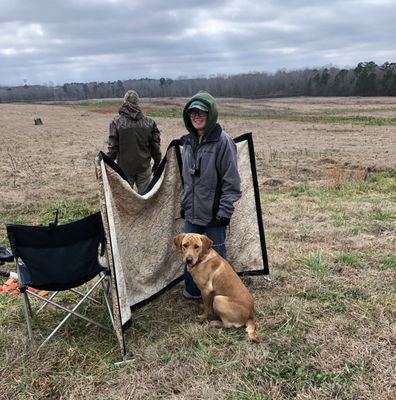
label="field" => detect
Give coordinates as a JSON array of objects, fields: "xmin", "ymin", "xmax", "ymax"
[{"xmin": 0, "ymin": 97, "xmax": 395, "ymax": 399}]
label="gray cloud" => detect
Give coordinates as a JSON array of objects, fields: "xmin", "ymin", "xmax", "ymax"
[{"xmin": 1, "ymin": 0, "xmax": 395, "ymax": 86}]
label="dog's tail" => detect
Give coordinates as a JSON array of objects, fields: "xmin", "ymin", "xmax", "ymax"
[{"xmin": 246, "ymin": 319, "xmax": 259, "ymax": 343}]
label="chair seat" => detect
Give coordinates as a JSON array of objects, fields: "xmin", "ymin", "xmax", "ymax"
[{"xmin": 17, "ymin": 260, "xmax": 107, "ymax": 291}]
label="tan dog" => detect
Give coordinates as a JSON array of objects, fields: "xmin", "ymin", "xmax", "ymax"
[{"xmin": 174, "ymin": 233, "xmax": 259, "ymax": 342}]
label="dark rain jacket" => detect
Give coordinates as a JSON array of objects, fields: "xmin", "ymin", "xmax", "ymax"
[
  {"xmin": 180, "ymin": 91, "xmax": 241, "ymax": 226},
  {"xmin": 107, "ymin": 102, "xmax": 161, "ymax": 175}
]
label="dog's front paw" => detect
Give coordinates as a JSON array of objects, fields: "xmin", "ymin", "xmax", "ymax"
[
  {"xmin": 197, "ymin": 313, "xmax": 207, "ymax": 322},
  {"xmin": 209, "ymin": 320, "xmax": 224, "ymax": 328}
]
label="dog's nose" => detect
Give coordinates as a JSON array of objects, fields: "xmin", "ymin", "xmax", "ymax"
[{"xmin": 186, "ymin": 256, "xmax": 193, "ymax": 264}]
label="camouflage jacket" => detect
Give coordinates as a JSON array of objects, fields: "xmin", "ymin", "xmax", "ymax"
[{"xmin": 107, "ymin": 102, "xmax": 161, "ymax": 175}]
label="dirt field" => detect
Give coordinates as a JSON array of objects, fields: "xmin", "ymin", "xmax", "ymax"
[{"xmin": 0, "ymin": 97, "xmax": 395, "ymax": 212}]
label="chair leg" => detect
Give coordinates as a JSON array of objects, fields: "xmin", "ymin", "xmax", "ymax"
[
  {"xmin": 101, "ymin": 276, "xmax": 115, "ymax": 328},
  {"xmin": 70, "ymin": 288, "xmax": 101, "ymax": 305},
  {"xmin": 37, "ymin": 275, "xmax": 111, "ymax": 351},
  {"xmin": 37, "ymin": 291, "xmax": 58, "ymax": 312},
  {"xmin": 22, "ymin": 291, "xmax": 34, "ymax": 340},
  {"xmin": 16, "ymin": 257, "xmax": 34, "ymax": 341}
]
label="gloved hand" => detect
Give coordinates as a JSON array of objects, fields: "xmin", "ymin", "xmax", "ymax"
[{"xmin": 211, "ymin": 215, "xmax": 230, "ymax": 227}]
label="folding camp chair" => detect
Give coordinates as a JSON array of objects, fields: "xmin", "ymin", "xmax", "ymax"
[{"xmin": 6, "ymin": 212, "xmax": 114, "ymax": 350}]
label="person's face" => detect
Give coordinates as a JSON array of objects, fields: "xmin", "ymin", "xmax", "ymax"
[{"xmin": 189, "ymin": 109, "xmax": 208, "ymax": 133}]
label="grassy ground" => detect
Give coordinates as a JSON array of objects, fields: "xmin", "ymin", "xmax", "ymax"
[
  {"xmin": 0, "ymin": 169, "xmax": 394, "ymax": 399},
  {"xmin": 57, "ymin": 98, "xmax": 396, "ymax": 124},
  {"xmin": 0, "ymin": 98, "xmax": 395, "ymax": 399}
]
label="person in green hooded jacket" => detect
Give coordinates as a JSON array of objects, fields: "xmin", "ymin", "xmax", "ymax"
[
  {"xmin": 180, "ymin": 90, "xmax": 242, "ymax": 299},
  {"xmin": 107, "ymin": 90, "xmax": 161, "ymax": 195}
]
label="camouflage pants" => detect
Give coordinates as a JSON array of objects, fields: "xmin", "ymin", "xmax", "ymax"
[{"xmin": 127, "ymin": 168, "xmax": 152, "ymax": 195}]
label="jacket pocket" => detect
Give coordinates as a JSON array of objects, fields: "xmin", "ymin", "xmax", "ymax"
[
  {"xmin": 180, "ymin": 183, "xmax": 193, "ymax": 213},
  {"xmin": 194, "ymin": 187, "xmax": 216, "ymax": 222}
]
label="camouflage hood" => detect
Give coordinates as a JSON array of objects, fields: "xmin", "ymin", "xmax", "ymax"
[{"xmin": 119, "ymin": 101, "xmax": 142, "ymax": 120}]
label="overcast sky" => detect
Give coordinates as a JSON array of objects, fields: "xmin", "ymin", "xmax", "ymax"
[{"xmin": 1, "ymin": 0, "xmax": 395, "ymax": 86}]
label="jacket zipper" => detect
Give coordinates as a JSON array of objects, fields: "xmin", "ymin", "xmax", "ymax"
[
  {"xmin": 191, "ymin": 140, "xmax": 203, "ymax": 222},
  {"xmin": 191, "ymin": 145, "xmax": 196, "ymax": 221}
]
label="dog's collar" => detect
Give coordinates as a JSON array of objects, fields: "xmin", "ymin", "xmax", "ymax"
[
  {"xmin": 194, "ymin": 248, "xmax": 213, "ymax": 266},
  {"xmin": 187, "ymin": 249, "xmax": 215, "ymax": 270}
]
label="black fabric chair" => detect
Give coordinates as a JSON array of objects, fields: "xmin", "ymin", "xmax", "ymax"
[{"xmin": 6, "ymin": 212, "xmax": 114, "ymax": 349}]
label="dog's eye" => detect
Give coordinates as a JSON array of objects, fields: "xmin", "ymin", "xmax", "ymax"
[
  {"xmin": 182, "ymin": 244, "xmax": 188, "ymax": 248},
  {"xmin": 194, "ymin": 245, "xmax": 199, "ymax": 249}
]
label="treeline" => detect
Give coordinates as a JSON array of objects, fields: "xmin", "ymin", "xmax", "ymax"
[{"xmin": 1, "ymin": 61, "xmax": 395, "ymax": 102}]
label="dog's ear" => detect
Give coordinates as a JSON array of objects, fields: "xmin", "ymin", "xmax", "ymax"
[
  {"xmin": 200, "ymin": 234, "xmax": 213, "ymax": 255},
  {"xmin": 174, "ymin": 233, "xmax": 185, "ymax": 252}
]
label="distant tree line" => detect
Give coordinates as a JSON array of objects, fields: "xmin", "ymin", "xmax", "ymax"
[{"xmin": 1, "ymin": 61, "xmax": 395, "ymax": 102}]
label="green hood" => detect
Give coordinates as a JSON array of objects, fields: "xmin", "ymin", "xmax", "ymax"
[{"xmin": 183, "ymin": 90, "xmax": 218, "ymax": 137}]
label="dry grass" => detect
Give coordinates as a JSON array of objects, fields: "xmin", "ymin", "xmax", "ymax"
[{"xmin": 0, "ymin": 97, "xmax": 395, "ymax": 399}]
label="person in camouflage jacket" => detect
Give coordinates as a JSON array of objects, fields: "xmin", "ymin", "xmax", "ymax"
[{"xmin": 107, "ymin": 90, "xmax": 162, "ymax": 194}]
